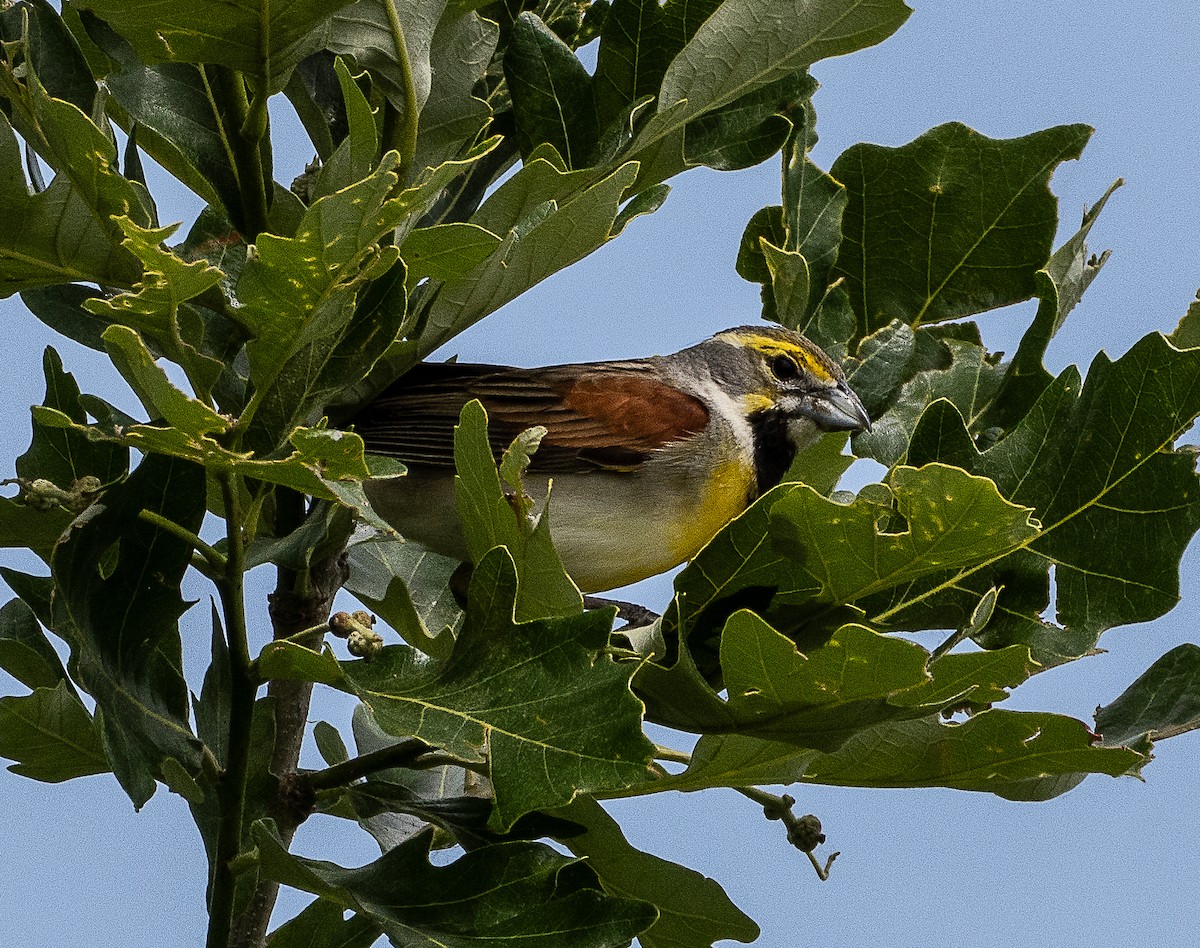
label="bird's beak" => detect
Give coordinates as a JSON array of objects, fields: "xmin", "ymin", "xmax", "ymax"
[{"xmin": 800, "ymin": 380, "xmax": 873, "ymax": 433}]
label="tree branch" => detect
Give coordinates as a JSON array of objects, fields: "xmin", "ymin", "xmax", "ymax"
[{"xmin": 205, "ymin": 472, "xmax": 257, "ymax": 948}]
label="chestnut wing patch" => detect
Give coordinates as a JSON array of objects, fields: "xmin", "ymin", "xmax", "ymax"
[{"xmin": 351, "ymin": 361, "xmax": 709, "ymax": 472}]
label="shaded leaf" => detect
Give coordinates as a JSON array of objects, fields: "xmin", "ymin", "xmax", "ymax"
[
  {"xmin": 400, "ymin": 223, "xmax": 501, "ymax": 285},
  {"xmin": 411, "ymin": 7, "xmax": 497, "ymax": 175},
  {"xmin": 0, "ymin": 597, "xmax": 67, "ymax": 690},
  {"xmin": 312, "ymin": 57, "xmax": 380, "ymax": 200},
  {"xmin": 20, "ymin": 283, "xmax": 112, "ymax": 352},
  {"xmin": 253, "ymin": 820, "xmax": 657, "ymax": 947},
  {"xmin": 17, "ymin": 347, "xmax": 128, "ymax": 493},
  {"xmin": 266, "ymin": 898, "xmax": 382, "ymax": 948},
  {"xmin": 798, "ymin": 709, "xmax": 1144, "ymax": 799},
  {"xmin": 982, "ymin": 179, "xmax": 1121, "ymax": 432},
  {"xmin": 0, "ymin": 680, "xmax": 108, "ymax": 781},
  {"xmin": 966, "ymin": 335, "xmax": 1200, "ymax": 658},
  {"xmin": 1095, "ymin": 643, "xmax": 1200, "ymax": 746},
  {"xmin": 81, "ymin": 15, "xmax": 248, "ymax": 223},
  {"xmin": 51, "ymin": 453, "xmax": 206, "ymax": 807},
  {"xmin": 344, "ymin": 538, "xmax": 461, "ymax": 660},
  {"xmin": 506, "ymin": 13, "xmax": 597, "ymax": 168},
  {"xmin": 416, "ymin": 160, "xmax": 639, "ymax": 356},
  {"xmin": 631, "ymin": 0, "xmax": 911, "ymax": 180},
  {"xmin": 0, "ymin": 0, "xmax": 96, "ymax": 115},
  {"xmin": 0, "ymin": 110, "xmax": 138, "ymax": 294},
  {"xmin": 558, "ymin": 796, "xmax": 758, "ymax": 948},
  {"xmin": 73, "ymin": 0, "xmax": 356, "ymax": 87},
  {"xmin": 683, "ymin": 70, "xmax": 814, "ymax": 172},
  {"xmin": 343, "ymin": 547, "xmax": 654, "ymax": 829}
]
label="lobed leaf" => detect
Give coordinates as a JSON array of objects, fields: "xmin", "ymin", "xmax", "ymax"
[
  {"xmin": 253, "ymin": 820, "xmax": 657, "ymax": 947},
  {"xmin": 0, "ymin": 680, "xmax": 109, "ymax": 782},
  {"xmin": 51, "ymin": 453, "xmax": 206, "ymax": 807},
  {"xmin": 342, "ymin": 547, "xmax": 654, "ymax": 829},
  {"xmin": 831, "ymin": 122, "xmax": 1091, "ymax": 336},
  {"xmin": 558, "ymin": 796, "xmax": 759, "ymax": 948}
]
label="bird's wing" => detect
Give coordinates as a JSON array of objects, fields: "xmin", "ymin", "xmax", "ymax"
[{"xmin": 351, "ymin": 360, "xmax": 710, "ymax": 472}]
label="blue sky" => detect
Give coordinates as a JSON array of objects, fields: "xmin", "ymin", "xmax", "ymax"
[{"xmin": 2, "ymin": 2, "xmax": 1199, "ymax": 945}]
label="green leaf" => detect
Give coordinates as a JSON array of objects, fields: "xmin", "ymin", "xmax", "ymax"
[
  {"xmin": 784, "ymin": 430, "xmax": 852, "ymax": 495},
  {"xmin": 342, "ymin": 547, "xmax": 654, "ymax": 829},
  {"xmin": 831, "ymin": 122, "xmax": 1092, "ymax": 336},
  {"xmin": 0, "ymin": 680, "xmax": 108, "ymax": 781},
  {"xmin": 558, "ymin": 796, "xmax": 759, "ymax": 948},
  {"xmin": 760, "ymin": 240, "xmax": 809, "ymax": 328},
  {"xmin": 312, "ymin": 57, "xmax": 380, "ymax": 200},
  {"xmin": 80, "ymin": 15, "xmax": 248, "ymax": 223},
  {"xmin": 51, "ymin": 453, "xmax": 206, "ymax": 807},
  {"xmin": 313, "ymin": 721, "xmax": 350, "ymax": 767},
  {"xmin": 0, "ymin": 597, "xmax": 67, "ymax": 690},
  {"xmin": 344, "ymin": 538, "xmax": 461, "ymax": 660},
  {"xmin": 630, "ymin": 0, "xmax": 911, "ymax": 179},
  {"xmin": 257, "ymin": 640, "xmax": 347, "ymax": 689},
  {"xmin": 417, "ymin": 160, "xmax": 639, "ymax": 356},
  {"xmin": 4, "ymin": 53, "xmax": 151, "ymax": 242},
  {"xmin": 83, "ymin": 216, "xmax": 230, "ymax": 397},
  {"xmin": 0, "ymin": 1, "xmax": 97, "ymax": 115},
  {"xmin": 610, "ymin": 182, "xmax": 670, "ymax": 238},
  {"xmin": 780, "ymin": 109, "xmax": 848, "ymax": 323},
  {"xmin": 266, "ymin": 898, "xmax": 381, "ymax": 948},
  {"xmin": 895, "ymin": 643, "xmax": 1035, "ymax": 708},
  {"xmin": 770, "ymin": 464, "xmax": 1039, "ymax": 611},
  {"xmin": 1169, "ymin": 292, "xmax": 1200, "ymax": 350},
  {"xmin": 0, "ymin": 110, "xmax": 140, "ymax": 294},
  {"xmin": 673, "ymin": 706, "xmax": 1142, "ymax": 800},
  {"xmin": 852, "ymin": 335, "xmax": 1004, "ymax": 466},
  {"xmin": 237, "ymin": 154, "xmax": 405, "ymax": 404},
  {"xmin": 193, "ymin": 606, "xmax": 231, "ymax": 767},
  {"xmin": 735, "ymin": 205, "xmax": 786, "ymax": 285},
  {"xmin": 17, "ymin": 347, "xmax": 128, "ymax": 493},
  {"xmin": 101, "ymin": 325, "xmax": 230, "ymax": 437},
  {"xmin": 453, "ymin": 400, "xmax": 581, "ymax": 621},
  {"xmin": 1095, "ymin": 644, "xmax": 1200, "ymax": 747},
  {"xmin": 969, "ymin": 335, "xmax": 1200, "ymax": 656},
  {"xmin": 592, "ymin": 0, "xmax": 673, "ymax": 131},
  {"xmin": 982, "ymin": 179, "xmax": 1121, "ymax": 432},
  {"xmin": 20, "ymin": 284, "xmax": 113, "ymax": 352},
  {"xmin": 717, "ymin": 612, "xmax": 933, "ymax": 747},
  {"xmin": 253, "ymin": 820, "xmax": 657, "ymax": 947},
  {"xmin": 505, "ymin": 13, "xmax": 597, "ymax": 168},
  {"xmin": 797, "ymin": 708, "xmax": 1144, "ymax": 799},
  {"xmin": 410, "ymin": 7, "xmax": 497, "ymax": 175},
  {"xmin": 73, "ymin": 0, "xmax": 356, "ymax": 87},
  {"xmin": 26, "ymin": 403, "xmax": 397, "ymax": 529},
  {"xmin": 400, "ymin": 222, "xmax": 501, "ymax": 284},
  {"xmin": 326, "ymin": 0, "xmax": 444, "ymax": 119},
  {"xmin": 683, "ymin": 70, "xmax": 814, "ymax": 172}
]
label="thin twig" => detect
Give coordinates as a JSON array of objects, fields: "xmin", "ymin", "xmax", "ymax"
[
  {"xmin": 304, "ymin": 739, "xmax": 432, "ymax": 791},
  {"xmin": 139, "ymin": 508, "xmax": 226, "ymax": 571}
]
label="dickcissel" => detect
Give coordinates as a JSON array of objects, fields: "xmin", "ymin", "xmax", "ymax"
[{"xmin": 353, "ymin": 325, "xmax": 871, "ymax": 593}]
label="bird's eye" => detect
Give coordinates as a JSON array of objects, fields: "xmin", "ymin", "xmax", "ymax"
[{"xmin": 770, "ymin": 353, "xmax": 800, "ymax": 381}]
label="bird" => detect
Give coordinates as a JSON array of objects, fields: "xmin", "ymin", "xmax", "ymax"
[{"xmin": 352, "ymin": 325, "xmax": 871, "ymax": 594}]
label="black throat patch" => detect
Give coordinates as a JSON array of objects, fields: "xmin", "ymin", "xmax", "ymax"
[{"xmin": 749, "ymin": 409, "xmax": 797, "ymax": 496}]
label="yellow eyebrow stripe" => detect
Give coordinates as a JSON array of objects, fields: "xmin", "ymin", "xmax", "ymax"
[{"xmin": 736, "ymin": 334, "xmax": 836, "ymax": 383}]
